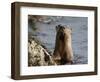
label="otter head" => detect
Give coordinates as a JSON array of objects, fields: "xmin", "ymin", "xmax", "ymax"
[{"xmin": 56, "ymin": 24, "xmax": 72, "ymax": 41}]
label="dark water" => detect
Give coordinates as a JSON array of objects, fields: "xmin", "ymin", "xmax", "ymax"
[{"xmin": 28, "ymin": 16, "xmax": 88, "ymax": 64}]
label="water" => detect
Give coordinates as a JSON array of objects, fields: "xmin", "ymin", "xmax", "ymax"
[{"xmin": 28, "ymin": 16, "xmax": 88, "ymax": 64}]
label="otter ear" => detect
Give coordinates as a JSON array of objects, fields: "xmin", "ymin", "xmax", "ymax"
[
  {"xmin": 56, "ymin": 26, "xmax": 60, "ymax": 31},
  {"xmin": 56, "ymin": 24, "xmax": 62, "ymax": 31}
]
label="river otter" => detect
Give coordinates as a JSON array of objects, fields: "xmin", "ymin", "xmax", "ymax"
[{"xmin": 53, "ymin": 24, "xmax": 73, "ymax": 65}]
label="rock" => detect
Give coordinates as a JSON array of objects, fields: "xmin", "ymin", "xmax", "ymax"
[{"xmin": 28, "ymin": 38, "xmax": 56, "ymax": 66}]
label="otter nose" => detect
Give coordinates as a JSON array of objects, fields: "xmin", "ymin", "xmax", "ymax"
[{"xmin": 59, "ymin": 32, "xmax": 65, "ymax": 41}]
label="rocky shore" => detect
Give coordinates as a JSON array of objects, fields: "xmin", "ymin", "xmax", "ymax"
[{"xmin": 28, "ymin": 37, "xmax": 56, "ymax": 66}]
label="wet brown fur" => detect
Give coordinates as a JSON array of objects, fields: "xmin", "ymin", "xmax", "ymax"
[{"xmin": 53, "ymin": 25, "xmax": 73, "ymax": 65}]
